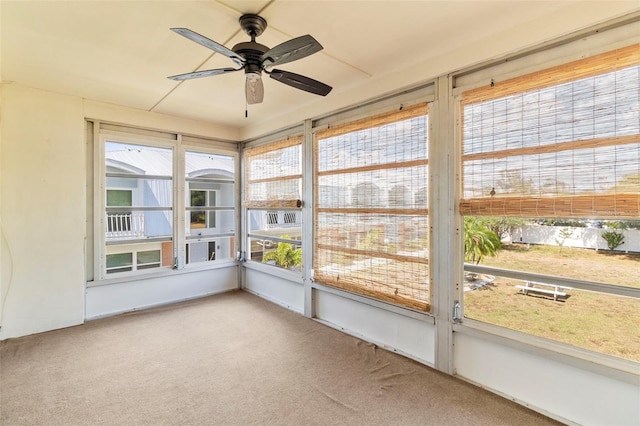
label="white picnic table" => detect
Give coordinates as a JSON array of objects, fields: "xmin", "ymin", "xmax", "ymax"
[{"xmin": 515, "ymin": 281, "xmax": 572, "ymax": 301}]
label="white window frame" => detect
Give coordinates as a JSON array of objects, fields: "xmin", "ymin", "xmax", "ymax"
[{"xmin": 92, "ymin": 128, "xmax": 239, "ymax": 282}]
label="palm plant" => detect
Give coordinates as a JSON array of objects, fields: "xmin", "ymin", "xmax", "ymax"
[{"xmin": 464, "ymin": 217, "xmax": 502, "ymax": 264}]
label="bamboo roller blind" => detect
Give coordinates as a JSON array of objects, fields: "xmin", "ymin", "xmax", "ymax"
[
  {"xmin": 460, "ymin": 44, "xmax": 640, "ymax": 219},
  {"xmin": 243, "ymin": 136, "xmax": 302, "ymax": 209},
  {"xmin": 314, "ymin": 104, "xmax": 430, "ymax": 311}
]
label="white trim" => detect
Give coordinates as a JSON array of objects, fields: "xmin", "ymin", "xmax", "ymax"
[
  {"xmin": 242, "ymin": 258, "xmax": 303, "ymax": 283},
  {"xmin": 452, "ymin": 12, "xmax": 640, "ymax": 94},
  {"xmin": 312, "ymin": 83, "xmax": 436, "ymax": 131},
  {"xmin": 87, "ymin": 258, "xmax": 238, "ymax": 287}
]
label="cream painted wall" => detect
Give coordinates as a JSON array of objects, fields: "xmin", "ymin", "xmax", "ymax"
[
  {"xmin": 0, "ymin": 84, "xmax": 240, "ymax": 339},
  {"xmin": 0, "ymin": 84, "xmax": 86, "ymax": 338},
  {"xmin": 83, "ymin": 99, "xmax": 240, "ymax": 142}
]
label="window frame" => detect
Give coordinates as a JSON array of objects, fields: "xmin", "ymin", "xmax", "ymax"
[
  {"xmin": 93, "ymin": 129, "xmax": 239, "ymax": 283},
  {"xmin": 312, "ymin": 103, "xmax": 431, "ymax": 311}
]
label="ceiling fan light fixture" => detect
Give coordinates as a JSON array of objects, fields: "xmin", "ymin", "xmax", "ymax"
[{"xmin": 245, "ymin": 72, "xmax": 264, "ymax": 105}]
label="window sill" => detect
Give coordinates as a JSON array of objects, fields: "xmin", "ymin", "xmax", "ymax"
[
  {"xmin": 87, "ymin": 259, "xmax": 238, "ymax": 287},
  {"xmin": 242, "ymin": 260, "xmax": 303, "ymax": 283}
]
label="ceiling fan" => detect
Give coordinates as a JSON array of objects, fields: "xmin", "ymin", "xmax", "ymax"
[{"xmin": 168, "ymin": 14, "xmax": 332, "ymax": 105}]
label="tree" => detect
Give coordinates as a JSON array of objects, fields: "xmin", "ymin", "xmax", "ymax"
[
  {"xmin": 555, "ymin": 227, "xmax": 573, "ymax": 252},
  {"xmin": 464, "ymin": 217, "xmax": 502, "ymax": 264},
  {"xmin": 476, "ymin": 216, "xmax": 526, "ymax": 241}
]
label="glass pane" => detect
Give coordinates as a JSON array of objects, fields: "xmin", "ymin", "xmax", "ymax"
[
  {"xmin": 190, "ymin": 190, "xmax": 206, "ymax": 207},
  {"xmin": 185, "ymin": 151, "xmax": 235, "ymax": 246},
  {"xmin": 137, "ymin": 250, "xmax": 160, "ymax": 265},
  {"xmin": 188, "ymin": 210, "xmax": 234, "ymax": 236},
  {"xmin": 249, "ymin": 236, "xmax": 302, "ymax": 271},
  {"xmin": 463, "ymin": 216, "xmax": 640, "ymax": 361},
  {"xmin": 465, "ymin": 278, "xmax": 640, "ymax": 361},
  {"xmin": 105, "ymin": 177, "xmax": 172, "ymax": 208},
  {"xmin": 106, "ymin": 252, "xmax": 132, "ymax": 268},
  {"xmin": 249, "ymin": 210, "xmax": 302, "ymax": 238},
  {"xmin": 190, "ymin": 211, "xmax": 206, "ymax": 229},
  {"xmin": 106, "ymin": 189, "xmax": 132, "ymax": 207},
  {"xmin": 186, "ymin": 236, "xmax": 234, "ymax": 264},
  {"xmin": 106, "ymin": 142, "xmax": 172, "ymax": 177},
  {"xmin": 185, "ymin": 152, "xmax": 235, "ymax": 180}
]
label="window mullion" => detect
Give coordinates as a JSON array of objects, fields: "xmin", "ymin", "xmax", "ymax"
[{"xmin": 175, "ymin": 136, "xmax": 186, "ymax": 270}]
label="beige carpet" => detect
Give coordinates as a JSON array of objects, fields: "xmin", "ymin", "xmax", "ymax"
[{"xmin": 1, "ymin": 290, "xmax": 560, "ymax": 425}]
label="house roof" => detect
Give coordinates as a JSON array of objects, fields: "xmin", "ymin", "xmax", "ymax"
[{"xmin": 106, "ymin": 148, "xmax": 234, "ymax": 178}]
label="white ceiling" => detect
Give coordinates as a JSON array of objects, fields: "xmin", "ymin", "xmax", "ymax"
[{"xmin": 2, "ymin": 1, "xmax": 639, "ymax": 139}]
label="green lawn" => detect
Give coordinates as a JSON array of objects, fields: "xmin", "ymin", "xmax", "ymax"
[{"xmin": 464, "ymin": 244, "xmax": 640, "ymax": 361}]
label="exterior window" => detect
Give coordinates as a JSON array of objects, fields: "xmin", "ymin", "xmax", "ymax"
[
  {"xmin": 190, "ymin": 190, "xmax": 217, "ymax": 229},
  {"xmin": 185, "ymin": 151, "xmax": 235, "ymax": 264},
  {"xmin": 99, "ymin": 137, "xmax": 237, "ymax": 277},
  {"xmin": 103, "ymin": 142, "xmax": 173, "ymax": 277},
  {"xmin": 460, "ymin": 45, "xmax": 640, "ymax": 361},
  {"xmin": 244, "ymin": 137, "xmax": 302, "ymax": 270},
  {"xmin": 313, "ymin": 104, "xmax": 430, "ymax": 311},
  {"xmin": 106, "ymin": 252, "xmax": 133, "ymax": 274}
]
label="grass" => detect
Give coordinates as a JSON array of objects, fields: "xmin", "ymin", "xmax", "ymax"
[{"xmin": 464, "ymin": 244, "xmax": 640, "ymax": 361}]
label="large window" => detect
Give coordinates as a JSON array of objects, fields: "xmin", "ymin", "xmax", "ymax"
[
  {"xmin": 98, "ymin": 134, "xmax": 237, "ymax": 279},
  {"xmin": 103, "ymin": 142, "xmax": 174, "ymax": 276},
  {"xmin": 313, "ymin": 104, "xmax": 430, "ymax": 311},
  {"xmin": 460, "ymin": 45, "xmax": 640, "ymax": 361},
  {"xmin": 243, "ymin": 137, "xmax": 302, "ymax": 271}
]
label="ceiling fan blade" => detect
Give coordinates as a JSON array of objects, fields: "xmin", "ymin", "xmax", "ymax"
[
  {"xmin": 269, "ymin": 69, "xmax": 332, "ymax": 97},
  {"xmin": 168, "ymin": 68, "xmax": 240, "ymax": 81},
  {"xmin": 261, "ymin": 35, "xmax": 323, "ymax": 68},
  {"xmin": 246, "ymin": 74, "xmax": 264, "ymax": 104},
  {"xmin": 171, "ymin": 28, "xmax": 244, "ymax": 66}
]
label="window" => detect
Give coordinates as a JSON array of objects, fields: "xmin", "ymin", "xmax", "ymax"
[
  {"xmin": 313, "ymin": 104, "xmax": 430, "ymax": 311},
  {"xmin": 96, "ymin": 132, "xmax": 237, "ymax": 278},
  {"xmin": 185, "ymin": 151, "xmax": 236, "ymax": 265},
  {"xmin": 190, "ymin": 190, "xmax": 217, "ymax": 229},
  {"xmin": 244, "ymin": 137, "xmax": 302, "ymax": 270},
  {"xmin": 103, "ymin": 142, "xmax": 173, "ymax": 277},
  {"xmin": 460, "ymin": 44, "xmax": 640, "ymax": 361}
]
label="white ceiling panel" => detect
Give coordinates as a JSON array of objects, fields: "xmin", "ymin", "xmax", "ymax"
[{"xmin": 2, "ymin": 0, "xmax": 638, "ymax": 138}]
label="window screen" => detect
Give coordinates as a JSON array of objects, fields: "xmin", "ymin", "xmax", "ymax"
[
  {"xmin": 460, "ymin": 44, "xmax": 639, "ymax": 218},
  {"xmin": 314, "ymin": 104, "xmax": 430, "ymax": 311}
]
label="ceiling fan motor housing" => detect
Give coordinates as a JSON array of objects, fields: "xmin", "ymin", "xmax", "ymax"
[{"xmin": 233, "ymin": 41, "xmax": 269, "ymax": 75}]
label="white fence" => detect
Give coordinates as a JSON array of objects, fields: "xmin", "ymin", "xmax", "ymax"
[{"xmin": 511, "ymin": 225, "xmax": 640, "ymax": 253}]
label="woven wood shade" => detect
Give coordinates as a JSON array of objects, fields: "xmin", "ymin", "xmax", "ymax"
[
  {"xmin": 460, "ymin": 44, "xmax": 640, "ymax": 219},
  {"xmin": 314, "ymin": 104, "xmax": 430, "ymax": 311},
  {"xmin": 243, "ymin": 136, "xmax": 302, "ymax": 209}
]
